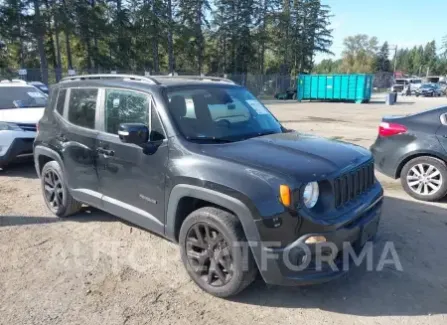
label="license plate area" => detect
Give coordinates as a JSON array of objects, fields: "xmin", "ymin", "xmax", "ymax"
[{"xmin": 359, "ymin": 215, "xmax": 379, "ymax": 247}]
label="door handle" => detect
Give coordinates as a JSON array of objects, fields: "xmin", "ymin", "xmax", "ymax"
[{"xmin": 97, "ymin": 147, "xmax": 115, "ymax": 156}]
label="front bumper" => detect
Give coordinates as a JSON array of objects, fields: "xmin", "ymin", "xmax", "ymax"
[
  {"xmin": 0, "ymin": 138, "xmax": 35, "ymax": 166},
  {"xmin": 256, "ymin": 186, "xmax": 383, "ymax": 286},
  {"xmin": 417, "ymin": 91, "xmax": 435, "ymax": 96}
]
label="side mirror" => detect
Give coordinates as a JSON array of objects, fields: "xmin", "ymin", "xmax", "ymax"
[{"xmin": 118, "ymin": 123, "xmax": 149, "ymax": 145}]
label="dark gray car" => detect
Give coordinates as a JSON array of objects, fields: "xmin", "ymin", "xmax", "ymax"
[
  {"xmin": 371, "ymin": 106, "xmax": 447, "ymax": 201},
  {"xmin": 34, "ymin": 74, "xmax": 383, "ymax": 297}
]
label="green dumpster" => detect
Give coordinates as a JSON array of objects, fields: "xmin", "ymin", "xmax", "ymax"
[{"xmin": 297, "ymin": 74, "xmax": 374, "ymax": 103}]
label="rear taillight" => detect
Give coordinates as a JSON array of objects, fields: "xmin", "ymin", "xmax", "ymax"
[{"xmin": 379, "ymin": 122, "xmax": 407, "ymax": 137}]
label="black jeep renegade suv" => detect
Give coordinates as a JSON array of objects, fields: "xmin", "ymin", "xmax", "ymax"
[{"xmin": 34, "ymin": 74, "xmax": 383, "ymax": 297}]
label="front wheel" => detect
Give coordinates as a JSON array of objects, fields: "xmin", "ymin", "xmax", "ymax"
[
  {"xmin": 400, "ymin": 156, "xmax": 447, "ymax": 201},
  {"xmin": 179, "ymin": 207, "xmax": 257, "ymax": 297}
]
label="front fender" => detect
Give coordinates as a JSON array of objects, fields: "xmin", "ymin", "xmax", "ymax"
[
  {"xmin": 165, "ymin": 184, "xmax": 275, "ymax": 276},
  {"xmin": 165, "ymin": 184, "xmax": 261, "ymax": 241}
]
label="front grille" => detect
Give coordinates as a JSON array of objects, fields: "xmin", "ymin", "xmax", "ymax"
[
  {"xmin": 333, "ymin": 161, "xmax": 375, "ymax": 208},
  {"xmin": 16, "ymin": 123, "xmax": 37, "ymax": 132}
]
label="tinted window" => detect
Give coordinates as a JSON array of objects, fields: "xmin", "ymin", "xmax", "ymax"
[
  {"xmin": 0, "ymin": 86, "xmax": 48, "ymax": 109},
  {"xmin": 167, "ymin": 87, "xmax": 282, "ymax": 142},
  {"xmin": 68, "ymin": 88, "xmax": 98, "ymax": 129},
  {"xmin": 104, "ymin": 89, "xmax": 149, "ymax": 134},
  {"xmin": 150, "ymin": 105, "xmax": 165, "ymax": 141},
  {"xmin": 55, "ymin": 89, "xmax": 66, "ymax": 115}
]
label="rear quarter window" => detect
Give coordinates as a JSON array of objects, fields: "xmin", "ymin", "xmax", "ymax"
[{"xmin": 55, "ymin": 89, "xmax": 66, "ymax": 115}]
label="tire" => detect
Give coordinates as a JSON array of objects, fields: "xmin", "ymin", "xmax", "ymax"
[
  {"xmin": 41, "ymin": 160, "xmax": 82, "ymax": 217},
  {"xmin": 400, "ymin": 156, "xmax": 447, "ymax": 201},
  {"xmin": 179, "ymin": 207, "xmax": 257, "ymax": 298}
]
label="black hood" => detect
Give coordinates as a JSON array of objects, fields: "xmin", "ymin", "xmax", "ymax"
[{"xmin": 200, "ymin": 132, "xmax": 372, "ymax": 182}]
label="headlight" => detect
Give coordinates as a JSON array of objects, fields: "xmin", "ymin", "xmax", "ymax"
[
  {"xmin": 0, "ymin": 122, "xmax": 21, "ymax": 131},
  {"xmin": 303, "ymin": 182, "xmax": 319, "ymax": 208}
]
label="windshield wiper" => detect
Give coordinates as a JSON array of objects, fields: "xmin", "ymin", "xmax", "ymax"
[
  {"xmin": 186, "ymin": 137, "xmax": 234, "ymax": 143},
  {"xmin": 241, "ymin": 130, "xmax": 279, "ymax": 140}
]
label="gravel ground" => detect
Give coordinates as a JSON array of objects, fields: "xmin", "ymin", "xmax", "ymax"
[{"xmin": 1, "ymin": 95, "xmax": 447, "ymax": 325}]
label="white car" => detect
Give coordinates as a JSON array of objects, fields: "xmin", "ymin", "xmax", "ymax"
[{"xmin": 0, "ymin": 79, "xmax": 46, "ymax": 168}]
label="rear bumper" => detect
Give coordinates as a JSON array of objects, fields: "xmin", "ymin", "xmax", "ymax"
[
  {"xmin": 0, "ymin": 138, "xmax": 35, "ymax": 165},
  {"xmin": 369, "ymin": 145, "xmax": 396, "ymax": 178},
  {"xmin": 257, "ymin": 187, "xmax": 383, "ymax": 286}
]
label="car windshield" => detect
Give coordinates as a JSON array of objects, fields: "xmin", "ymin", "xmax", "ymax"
[
  {"xmin": 0, "ymin": 86, "xmax": 48, "ymax": 109},
  {"xmin": 166, "ymin": 86, "xmax": 282, "ymax": 142},
  {"xmin": 421, "ymin": 84, "xmax": 433, "ymax": 89}
]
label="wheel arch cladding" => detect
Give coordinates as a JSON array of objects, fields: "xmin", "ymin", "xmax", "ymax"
[
  {"xmin": 166, "ymin": 184, "xmax": 267, "ymax": 273},
  {"xmin": 396, "ymin": 151, "xmax": 446, "ymax": 178},
  {"xmin": 34, "ymin": 146, "xmax": 64, "ymax": 178}
]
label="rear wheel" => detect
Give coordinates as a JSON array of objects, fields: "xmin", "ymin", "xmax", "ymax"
[
  {"xmin": 179, "ymin": 207, "xmax": 257, "ymax": 297},
  {"xmin": 41, "ymin": 161, "xmax": 82, "ymax": 217},
  {"xmin": 400, "ymin": 156, "xmax": 447, "ymax": 201}
]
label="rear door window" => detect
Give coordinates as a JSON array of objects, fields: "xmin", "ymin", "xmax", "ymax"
[{"xmin": 68, "ymin": 88, "xmax": 98, "ymax": 129}]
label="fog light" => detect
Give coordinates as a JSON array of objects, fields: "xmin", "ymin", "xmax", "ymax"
[{"xmin": 304, "ymin": 235, "xmax": 327, "ymax": 244}]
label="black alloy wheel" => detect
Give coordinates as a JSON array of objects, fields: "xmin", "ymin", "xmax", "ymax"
[
  {"xmin": 179, "ymin": 207, "xmax": 257, "ymax": 297},
  {"xmin": 185, "ymin": 223, "xmax": 234, "ymax": 287},
  {"xmin": 40, "ymin": 161, "xmax": 82, "ymax": 217},
  {"xmin": 43, "ymin": 169, "xmax": 64, "ymax": 212}
]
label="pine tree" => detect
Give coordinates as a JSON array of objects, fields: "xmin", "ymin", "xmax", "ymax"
[
  {"xmin": 373, "ymin": 41, "xmax": 391, "ymax": 72},
  {"xmin": 32, "ymin": 0, "xmax": 49, "ymax": 84},
  {"xmin": 177, "ymin": 0, "xmax": 210, "ymax": 74}
]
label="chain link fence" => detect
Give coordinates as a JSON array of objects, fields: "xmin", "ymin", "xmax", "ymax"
[{"xmin": 1, "ymin": 67, "xmax": 391, "ymax": 98}]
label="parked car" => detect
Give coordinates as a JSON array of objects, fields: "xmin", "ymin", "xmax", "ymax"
[
  {"xmin": 438, "ymin": 81, "xmax": 447, "ymax": 96},
  {"xmin": 274, "ymin": 87, "xmax": 297, "ymax": 100},
  {"xmin": 390, "ymin": 79, "xmax": 407, "ymax": 93},
  {"xmin": 415, "ymin": 83, "xmax": 442, "ymax": 97},
  {"xmin": 0, "ymin": 79, "xmax": 46, "ymax": 168},
  {"xmin": 28, "ymin": 81, "xmax": 49, "ymax": 95},
  {"xmin": 391, "ymin": 78, "xmax": 422, "ymax": 94},
  {"xmin": 34, "ymin": 74, "xmax": 383, "ymax": 297},
  {"xmin": 371, "ymin": 106, "xmax": 447, "ymax": 201}
]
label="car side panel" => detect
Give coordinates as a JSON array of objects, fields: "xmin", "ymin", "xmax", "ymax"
[
  {"xmin": 371, "ymin": 110, "xmax": 447, "ymax": 178},
  {"xmin": 435, "ymin": 122, "xmax": 447, "ymax": 153},
  {"xmin": 372, "ymin": 131, "xmax": 446, "ymax": 178}
]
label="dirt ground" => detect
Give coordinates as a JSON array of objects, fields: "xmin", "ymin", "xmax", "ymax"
[{"xmin": 1, "ymin": 95, "xmax": 447, "ymax": 325}]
